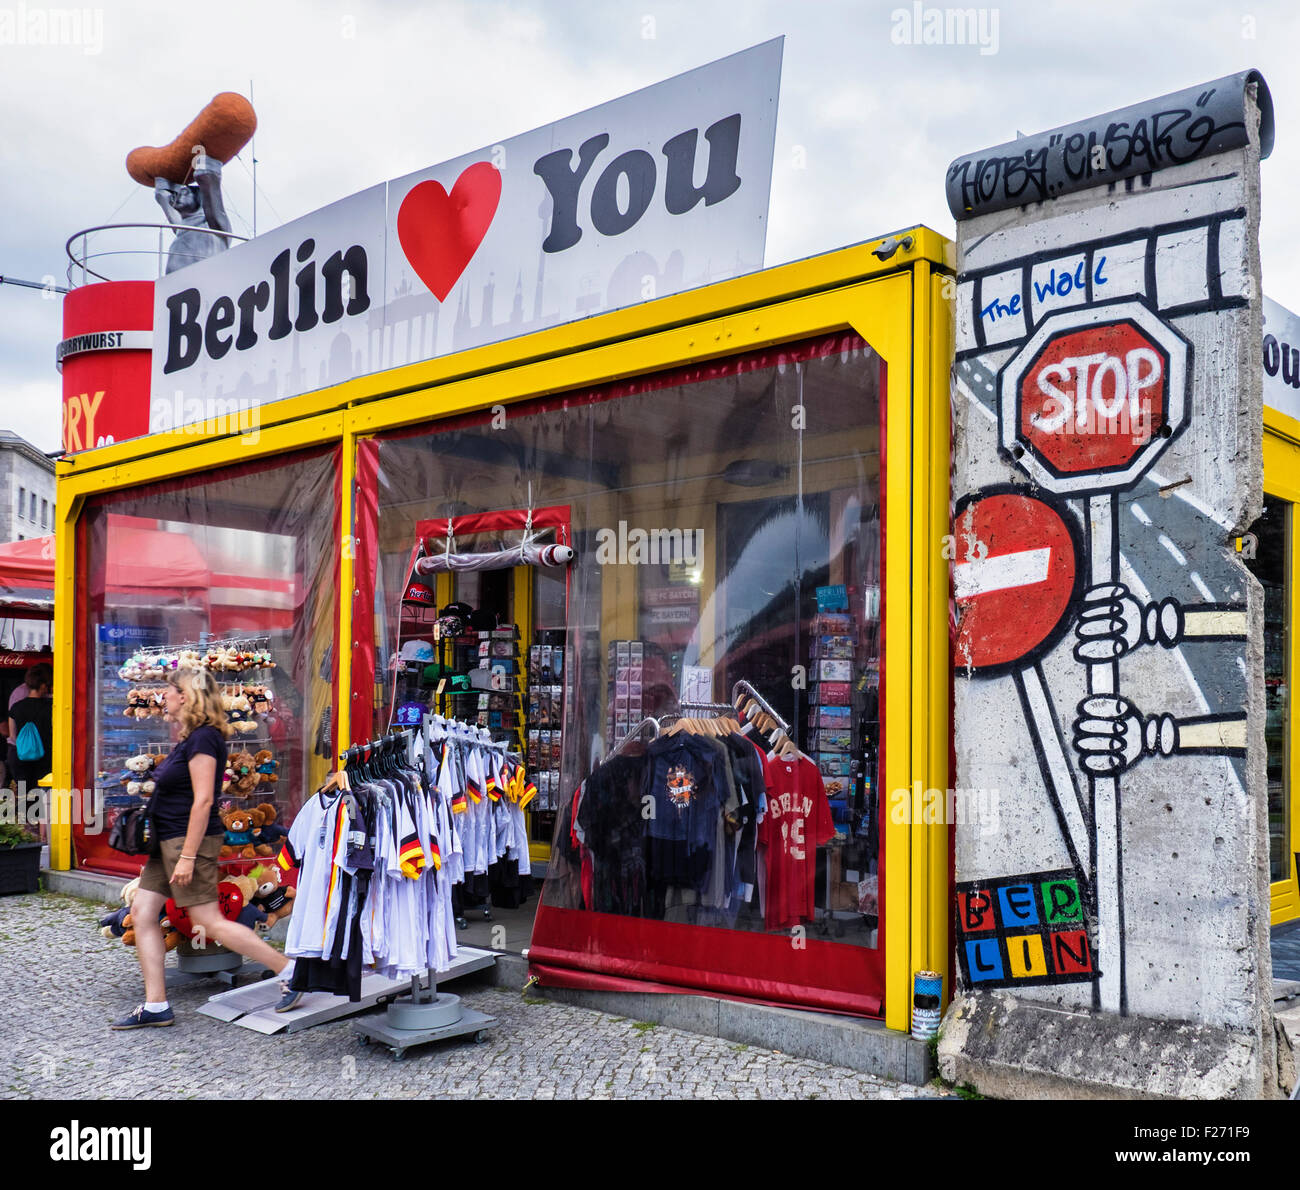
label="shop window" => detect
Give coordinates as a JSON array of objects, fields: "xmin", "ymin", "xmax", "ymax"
[
  {"xmin": 75, "ymin": 449, "xmax": 340, "ymax": 877},
  {"xmin": 368, "ymin": 332, "xmax": 884, "ymax": 1008}
]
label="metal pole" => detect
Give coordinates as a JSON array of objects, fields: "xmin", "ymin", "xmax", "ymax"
[{"xmin": 1088, "ymin": 491, "xmax": 1124, "ymax": 1014}]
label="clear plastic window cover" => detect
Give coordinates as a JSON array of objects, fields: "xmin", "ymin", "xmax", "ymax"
[
  {"xmin": 375, "ymin": 332, "xmax": 883, "ymax": 945},
  {"xmin": 81, "ymin": 449, "xmax": 338, "ymax": 864}
]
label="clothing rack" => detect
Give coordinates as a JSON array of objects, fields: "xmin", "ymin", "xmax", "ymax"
[
  {"xmin": 678, "ymin": 699, "xmax": 737, "ymax": 715},
  {"xmin": 607, "ymin": 715, "xmax": 662, "ymax": 761},
  {"xmin": 294, "ymin": 725, "xmax": 500, "ymax": 1056},
  {"xmin": 731, "ymin": 680, "xmax": 791, "ymax": 732}
]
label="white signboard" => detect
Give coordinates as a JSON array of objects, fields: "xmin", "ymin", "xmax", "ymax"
[
  {"xmin": 1263, "ymin": 295, "xmax": 1300, "ymax": 424},
  {"xmin": 150, "ymin": 40, "xmax": 783, "ymax": 430}
]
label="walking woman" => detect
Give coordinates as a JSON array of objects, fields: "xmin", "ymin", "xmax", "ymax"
[{"xmin": 112, "ymin": 666, "xmax": 301, "ymax": 1028}]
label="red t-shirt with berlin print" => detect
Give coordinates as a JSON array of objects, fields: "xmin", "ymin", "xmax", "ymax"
[{"xmin": 755, "ymin": 750, "xmax": 835, "ymax": 931}]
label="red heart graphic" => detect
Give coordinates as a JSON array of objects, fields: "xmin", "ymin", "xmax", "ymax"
[{"xmin": 397, "ymin": 161, "xmax": 502, "ymax": 302}]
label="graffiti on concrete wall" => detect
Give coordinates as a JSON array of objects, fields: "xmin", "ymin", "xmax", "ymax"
[
  {"xmin": 948, "ymin": 82, "xmax": 1266, "ymax": 1021},
  {"xmin": 945, "ymin": 70, "xmax": 1273, "ymax": 219},
  {"xmin": 955, "ymin": 869, "xmax": 1094, "ymax": 987}
]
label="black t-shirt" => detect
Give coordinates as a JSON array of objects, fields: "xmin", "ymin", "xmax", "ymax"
[
  {"xmin": 9, "ymin": 696, "xmax": 53, "ymax": 786},
  {"xmin": 152, "ymin": 725, "xmax": 227, "ymax": 841}
]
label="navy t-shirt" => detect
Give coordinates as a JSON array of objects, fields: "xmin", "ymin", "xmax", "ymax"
[{"xmin": 151, "ymin": 725, "xmax": 227, "ymax": 841}]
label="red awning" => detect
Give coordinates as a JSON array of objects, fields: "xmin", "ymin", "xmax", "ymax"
[
  {"xmin": 0, "ymin": 536, "xmax": 57, "ymax": 615},
  {"xmin": 0, "ymin": 521, "xmax": 212, "ymax": 612}
]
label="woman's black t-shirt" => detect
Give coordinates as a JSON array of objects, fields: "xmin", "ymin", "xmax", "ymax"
[
  {"xmin": 9, "ymin": 696, "xmax": 52, "ymax": 787},
  {"xmin": 152, "ymin": 725, "xmax": 227, "ymax": 841}
]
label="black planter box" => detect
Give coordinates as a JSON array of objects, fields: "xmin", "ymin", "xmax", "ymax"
[{"xmin": 0, "ymin": 842, "xmax": 41, "ymax": 895}]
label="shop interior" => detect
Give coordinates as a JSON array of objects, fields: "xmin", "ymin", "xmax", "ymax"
[
  {"xmin": 375, "ymin": 332, "xmax": 885, "ymax": 953},
  {"xmin": 78, "ymin": 450, "xmax": 338, "ymax": 875}
]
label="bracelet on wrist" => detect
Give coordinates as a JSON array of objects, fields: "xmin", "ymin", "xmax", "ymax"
[{"xmin": 179, "ymin": 854, "xmax": 197, "ymax": 861}]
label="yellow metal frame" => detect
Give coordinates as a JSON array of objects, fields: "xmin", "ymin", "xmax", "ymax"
[
  {"xmin": 51, "ymin": 230, "xmax": 954, "ymax": 1030},
  {"xmin": 1264, "ymin": 406, "xmax": 1300, "ymax": 925}
]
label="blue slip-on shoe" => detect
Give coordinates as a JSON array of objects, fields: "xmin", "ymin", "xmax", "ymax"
[
  {"xmin": 111, "ymin": 1003, "xmax": 175, "ymax": 1029},
  {"xmin": 274, "ymin": 981, "xmax": 304, "ymax": 1013}
]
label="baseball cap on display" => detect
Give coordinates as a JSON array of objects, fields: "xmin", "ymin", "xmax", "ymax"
[
  {"xmin": 402, "ymin": 581, "xmax": 436, "ymax": 606},
  {"xmin": 399, "ymin": 640, "xmax": 435, "ymax": 663}
]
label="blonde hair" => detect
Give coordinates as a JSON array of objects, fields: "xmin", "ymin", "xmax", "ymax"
[{"xmin": 167, "ymin": 668, "xmax": 233, "ymax": 740}]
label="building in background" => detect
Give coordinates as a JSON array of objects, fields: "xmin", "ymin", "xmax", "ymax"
[
  {"xmin": 0, "ymin": 431, "xmax": 56, "ymax": 545},
  {"xmin": 0, "ymin": 431, "xmax": 56, "ymax": 650}
]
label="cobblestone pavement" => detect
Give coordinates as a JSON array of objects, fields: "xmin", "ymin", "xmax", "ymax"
[{"xmin": 1, "ymin": 893, "xmax": 950, "ymax": 1101}]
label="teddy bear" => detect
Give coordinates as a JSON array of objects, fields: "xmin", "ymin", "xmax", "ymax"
[
  {"xmin": 249, "ymin": 863, "xmax": 296, "ymax": 929},
  {"xmin": 120, "ymin": 754, "xmax": 156, "ymax": 797},
  {"xmin": 249, "ymin": 802, "xmax": 286, "ymax": 852},
  {"xmin": 253, "ymin": 750, "xmax": 278, "ymax": 785},
  {"xmin": 219, "ymin": 805, "xmax": 260, "ymax": 858},
  {"xmin": 99, "ymin": 877, "xmax": 141, "ymax": 939},
  {"xmin": 102, "ymin": 880, "xmax": 183, "ymax": 950},
  {"xmin": 227, "ymin": 693, "xmax": 258, "ymax": 735},
  {"xmin": 225, "ymin": 751, "xmax": 260, "ymax": 797}
]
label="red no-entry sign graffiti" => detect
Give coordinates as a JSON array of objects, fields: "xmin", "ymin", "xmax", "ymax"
[
  {"xmin": 954, "ymin": 489, "xmax": 1082, "ymax": 673},
  {"xmin": 998, "ymin": 302, "xmax": 1191, "ymax": 494}
]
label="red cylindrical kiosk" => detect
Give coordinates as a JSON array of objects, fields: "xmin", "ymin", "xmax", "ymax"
[{"xmin": 59, "ymin": 281, "xmax": 154, "ymax": 454}]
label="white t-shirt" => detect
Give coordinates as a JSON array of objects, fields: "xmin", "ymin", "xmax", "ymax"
[{"xmin": 283, "ymin": 792, "xmax": 349, "ymax": 960}]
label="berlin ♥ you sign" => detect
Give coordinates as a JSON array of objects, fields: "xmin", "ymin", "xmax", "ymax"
[{"xmin": 150, "ymin": 39, "xmax": 782, "ymax": 431}]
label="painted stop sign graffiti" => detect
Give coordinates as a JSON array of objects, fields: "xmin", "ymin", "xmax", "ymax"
[
  {"xmin": 999, "ymin": 301, "xmax": 1191, "ymax": 494},
  {"xmin": 954, "ymin": 490, "xmax": 1082, "ymax": 673}
]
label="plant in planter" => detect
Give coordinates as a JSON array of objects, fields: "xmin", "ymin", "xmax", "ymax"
[{"xmin": 0, "ymin": 822, "xmax": 41, "ymax": 895}]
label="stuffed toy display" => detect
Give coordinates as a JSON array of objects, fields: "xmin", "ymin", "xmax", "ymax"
[
  {"xmin": 253, "ymin": 750, "xmax": 278, "ymax": 787},
  {"xmin": 219, "ymin": 805, "xmax": 263, "ymax": 858},
  {"xmin": 223, "ymin": 751, "xmax": 261, "ymax": 798},
  {"xmin": 119, "ymin": 753, "xmax": 157, "ymax": 797},
  {"xmin": 249, "ymin": 863, "xmax": 295, "ymax": 929},
  {"xmin": 118, "ymin": 643, "xmax": 276, "ymax": 684},
  {"xmin": 249, "ymin": 802, "xmax": 287, "ymax": 851},
  {"xmin": 99, "ymin": 880, "xmax": 184, "ymax": 951}
]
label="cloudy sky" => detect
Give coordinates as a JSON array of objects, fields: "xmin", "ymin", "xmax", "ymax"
[{"xmin": 1, "ymin": 0, "xmax": 1295, "ymax": 453}]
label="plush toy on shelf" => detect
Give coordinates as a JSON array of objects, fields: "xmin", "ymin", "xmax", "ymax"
[
  {"xmin": 120, "ymin": 753, "xmax": 156, "ymax": 797},
  {"xmin": 219, "ymin": 805, "xmax": 261, "ymax": 858},
  {"xmin": 253, "ymin": 750, "xmax": 278, "ymax": 786},
  {"xmin": 249, "ymin": 801, "xmax": 286, "ymax": 851},
  {"xmin": 249, "ymin": 863, "xmax": 295, "ymax": 929},
  {"xmin": 223, "ymin": 751, "xmax": 260, "ymax": 797}
]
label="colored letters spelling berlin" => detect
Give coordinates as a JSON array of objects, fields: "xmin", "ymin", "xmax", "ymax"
[{"xmin": 163, "ymin": 240, "xmax": 370, "ymax": 375}]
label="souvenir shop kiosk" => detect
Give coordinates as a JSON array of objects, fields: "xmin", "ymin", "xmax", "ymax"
[{"xmin": 48, "ymin": 228, "xmax": 953, "ymax": 1033}]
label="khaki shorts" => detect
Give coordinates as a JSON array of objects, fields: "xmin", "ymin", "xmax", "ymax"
[{"xmin": 138, "ymin": 834, "xmax": 223, "ymax": 908}]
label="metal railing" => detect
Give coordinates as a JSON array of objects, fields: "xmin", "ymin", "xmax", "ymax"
[{"xmin": 65, "ymin": 222, "xmax": 249, "ymax": 288}]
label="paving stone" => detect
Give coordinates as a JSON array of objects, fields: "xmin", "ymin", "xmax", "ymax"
[{"xmin": 0, "ymin": 892, "xmax": 952, "ymax": 1100}]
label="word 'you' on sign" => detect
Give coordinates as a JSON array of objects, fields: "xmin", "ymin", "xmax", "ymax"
[{"xmin": 149, "ymin": 39, "xmax": 783, "ymax": 437}]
